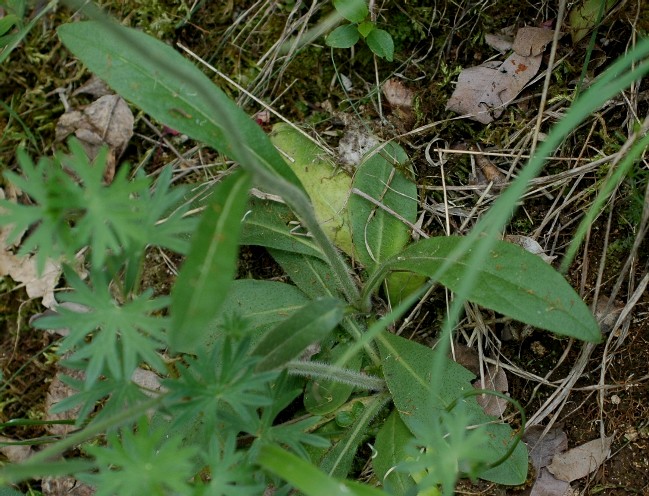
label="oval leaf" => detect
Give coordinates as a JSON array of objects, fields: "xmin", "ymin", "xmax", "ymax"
[
  {"xmin": 385, "ymin": 236, "xmax": 601, "ymax": 341},
  {"xmin": 170, "ymin": 170, "xmax": 251, "ymax": 352},
  {"xmin": 378, "ymin": 331, "xmax": 528, "ymax": 485},
  {"xmin": 349, "ymin": 142, "xmax": 416, "ymax": 268},
  {"xmin": 57, "ymin": 21, "xmax": 303, "ymax": 190},
  {"xmin": 366, "ymin": 28, "xmax": 394, "ymax": 61},
  {"xmin": 251, "ymin": 298, "xmax": 345, "ymax": 372},
  {"xmin": 373, "ymin": 410, "xmax": 416, "ymax": 493},
  {"xmin": 326, "ymin": 24, "xmax": 361, "ymax": 49},
  {"xmin": 333, "ymin": 0, "xmax": 369, "ymax": 23}
]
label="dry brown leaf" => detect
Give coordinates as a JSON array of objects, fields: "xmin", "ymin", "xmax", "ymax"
[
  {"xmin": 56, "ymin": 94, "xmax": 134, "ymax": 182},
  {"xmin": 0, "ymin": 435, "xmax": 33, "ymax": 462},
  {"xmin": 0, "ymin": 208, "xmax": 61, "ymax": 308},
  {"xmin": 512, "ymin": 26, "xmax": 558, "ymax": 57},
  {"xmin": 524, "ymin": 424, "xmax": 569, "ymax": 470},
  {"xmin": 446, "ymin": 51, "xmax": 541, "ymax": 124},
  {"xmin": 382, "ymin": 78, "xmax": 414, "ymax": 109},
  {"xmin": 42, "ymin": 476, "xmax": 95, "ymax": 496},
  {"xmin": 484, "ymin": 33, "xmax": 513, "ymax": 53},
  {"xmin": 505, "ymin": 235, "xmax": 557, "ymax": 264},
  {"xmin": 530, "ymin": 468, "xmax": 572, "ymax": 496},
  {"xmin": 446, "ymin": 25, "xmax": 558, "ymax": 124},
  {"xmin": 45, "ymin": 366, "xmax": 85, "ymax": 437},
  {"xmin": 473, "ymin": 364, "xmax": 508, "ymax": 417},
  {"xmin": 594, "ymin": 295, "xmax": 624, "ymax": 334},
  {"xmin": 547, "ymin": 435, "xmax": 613, "ymax": 482},
  {"xmin": 72, "ymin": 74, "xmax": 112, "ymax": 98}
]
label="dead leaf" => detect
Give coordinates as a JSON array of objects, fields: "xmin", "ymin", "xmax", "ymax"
[
  {"xmin": 524, "ymin": 424, "xmax": 569, "ymax": 470},
  {"xmin": 72, "ymin": 75, "xmax": 112, "ymax": 98},
  {"xmin": 512, "ymin": 27, "xmax": 557, "ymax": 57},
  {"xmin": 382, "ymin": 78, "xmax": 414, "ymax": 109},
  {"xmin": 530, "ymin": 468, "xmax": 572, "ymax": 496},
  {"xmin": 42, "ymin": 476, "xmax": 95, "ymax": 496},
  {"xmin": 0, "ymin": 203, "xmax": 61, "ymax": 308},
  {"xmin": 0, "ymin": 436, "xmax": 33, "ymax": 462},
  {"xmin": 447, "ymin": 25, "xmax": 560, "ymax": 124},
  {"xmin": 473, "ymin": 364, "xmax": 508, "ymax": 417},
  {"xmin": 56, "ymin": 94, "xmax": 134, "ymax": 182},
  {"xmin": 594, "ymin": 295, "xmax": 624, "ymax": 334},
  {"xmin": 547, "ymin": 435, "xmax": 613, "ymax": 482},
  {"xmin": 505, "ymin": 235, "xmax": 557, "ymax": 264},
  {"xmin": 484, "ymin": 33, "xmax": 513, "ymax": 53}
]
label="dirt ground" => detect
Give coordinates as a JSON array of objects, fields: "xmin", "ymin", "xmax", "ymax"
[{"xmin": 1, "ymin": 1, "xmax": 648, "ymax": 494}]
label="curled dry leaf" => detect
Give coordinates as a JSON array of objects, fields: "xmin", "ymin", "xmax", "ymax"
[
  {"xmin": 505, "ymin": 235, "xmax": 557, "ymax": 264},
  {"xmin": 522, "ymin": 425, "xmax": 572, "ymax": 496},
  {"xmin": 484, "ymin": 33, "xmax": 514, "ymax": 53},
  {"xmin": 512, "ymin": 26, "xmax": 557, "ymax": 57},
  {"xmin": 56, "ymin": 94, "xmax": 134, "ymax": 182},
  {"xmin": 594, "ymin": 295, "xmax": 624, "ymax": 334},
  {"xmin": 0, "ymin": 199, "xmax": 61, "ymax": 308},
  {"xmin": 41, "ymin": 476, "xmax": 95, "ymax": 496},
  {"xmin": 547, "ymin": 435, "xmax": 613, "ymax": 482},
  {"xmin": 0, "ymin": 436, "xmax": 33, "ymax": 463},
  {"xmin": 447, "ymin": 26, "xmax": 560, "ymax": 124},
  {"xmin": 72, "ymin": 74, "xmax": 112, "ymax": 98},
  {"xmin": 469, "ymin": 152, "xmax": 507, "ymax": 191}
]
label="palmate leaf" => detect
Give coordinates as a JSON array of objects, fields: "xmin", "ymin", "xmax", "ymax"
[
  {"xmin": 33, "ymin": 267, "xmax": 168, "ymax": 388},
  {"xmin": 81, "ymin": 417, "xmax": 198, "ymax": 496}
]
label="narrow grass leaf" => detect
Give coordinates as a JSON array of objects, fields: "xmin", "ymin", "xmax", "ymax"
[
  {"xmin": 382, "ymin": 236, "xmax": 600, "ymax": 342},
  {"xmin": 57, "ymin": 21, "xmax": 302, "ymax": 190},
  {"xmin": 258, "ymin": 444, "xmax": 385, "ymax": 496},
  {"xmin": 252, "ymin": 298, "xmax": 345, "ymax": 372},
  {"xmin": 378, "ymin": 332, "xmax": 528, "ymax": 485},
  {"xmin": 170, "ymin": 171, "xmax": 251, "ymax": 352}
]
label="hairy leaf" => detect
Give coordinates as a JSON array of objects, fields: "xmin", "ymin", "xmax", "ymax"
[
  {"xmin": 378, "ymin": 332, "xmax": 528, "ymax": 485},
  {"xmin": 251, "ymin": 298, "xmax": 345, "ymax": 372},
  {"xmin": 381, "ymin": 236, "xmax": 600, "ymax": 341},
  {"xmin": 57, "ymin": 21, "xmax": 302, "ymax": 190},
  {"xmin": 170, "ymin": 171, "xmax": 251, "ymax": 352}
]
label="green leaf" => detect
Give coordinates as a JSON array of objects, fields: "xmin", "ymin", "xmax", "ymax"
[
  {"xmin": 0, "ymin": 15, "xmax": 19, "ymax": 37},
  {"xmin": 333, "ymin": 0, "xmax": 369, "ymax": 23},
  {"xmin": 304, "ymin": 342, "xmax": 363, "ymax": 415},
  {"xmin": 357, "ymin": 21, "xmax": 375, "ymax": 38},
  {"xmin": 258, "ymin": 444, "xmax": 385, "ymax": 496},
  {"xmin": 57, "ymin": 21, "xmax": 303, "ymax": 190},
  {"xmin": 170, "ymin": 170, "xmax": 251, "ymax": 352},
  {"xmin": 373, "ymin": 410, "xmax": 416, "ymax": 494},
  {"xmin": 569, "ymin": 0, "xmax": 618, "ymax": 43},
  {"xmin": 366, "ymin": 28, "xmax": 394, "ymax": 61},
  {"xmin": 326, "ymin": 24, "xmax": 361, "ymax": 49},
  {"xmin": 177, "ymin": 279, "xmax": 310, "ymax": 354},
  {"xmin": 349, "ymin": 143, "xmax": 416, "ymax": 269},
  {"xmin": 320, "ymin": 393, "xmax": 389, "ymax": 478},
  {"xmin": 251, "ymin": 298, "xmax": 345, "ymax": 372},
  {"xmin": 241, "ymin": 198, "xmax": 325, "ymax": 259},
  {"xmin": 270, "ymin": 249, "xmax": 346, "ymax": 299},
  {"xmin": 378, "ymin": 332, "xmax": 528, "ymax": 485},
  {"xmin": 270, "ymin": 123, "xmax": 354, "ymax": 256},
  {"xmin": 381, "ymin": 236, "xmax": 600, "ymax": 341}
]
